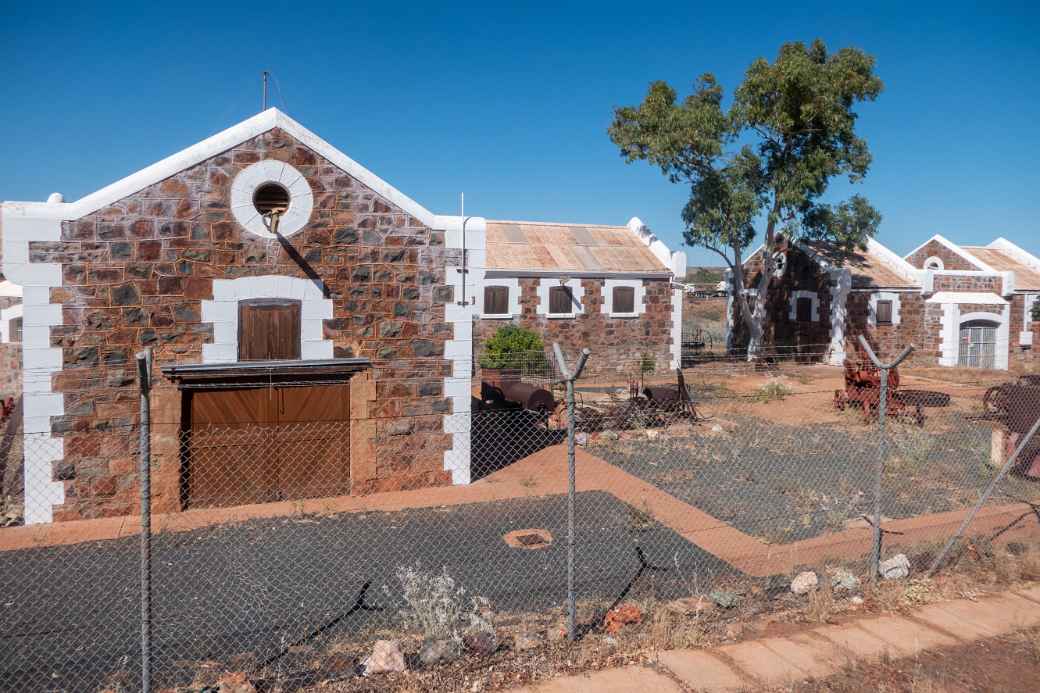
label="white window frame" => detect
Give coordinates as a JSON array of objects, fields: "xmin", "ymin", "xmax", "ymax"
[
  {"xmin": 1023, "ymin": 293, "xmax": 1038, "ymax": 346},
  {"xmin": 924, "ymin": 255, "xmax": 945, "ymax": 271},
  {"xmin": 538, "ymin": 278, "xmax": 584, "ymax": 319},
  {"xmin": 478, "ymin": 278, "xmax": 520, "ymax": 319},
  {"xmin": 602, "ymin": 279, "xmax": 645, "ymax": 318},
  {"xmin": 788, "ymin": 290, "xmax": 820, "ymax": 322},
  {"xmin": 868, "ymin": 291, "xmax": 902, "ymax": 327}
]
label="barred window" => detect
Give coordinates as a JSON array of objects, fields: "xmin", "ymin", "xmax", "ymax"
[
  {"xmin": 548, "ymin": 286, "xmax": 574, "ymax": 315},
  {"xmin": 612, "ymin": 286, "xmax": 635, "ymax": 314},
  {"xmin": 483, "ymin": 286, "xmax": 509, "ymax": 315}
]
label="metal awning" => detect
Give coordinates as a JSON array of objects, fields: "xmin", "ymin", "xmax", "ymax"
[{"xmin": 161, "ymin": 358, "xmax": 371, "ymax": 389}]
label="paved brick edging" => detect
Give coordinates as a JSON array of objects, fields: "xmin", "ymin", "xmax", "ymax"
[
  {"xmin": 0, "ymin": 445, "xmax": 1035, "ymax": 579},
  {"xmin": 515, "ymin": 585, "xmax": 1040, "ymax": 692}
]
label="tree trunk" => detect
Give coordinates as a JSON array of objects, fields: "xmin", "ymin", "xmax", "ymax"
[{"xmin": 746, "ymin": 202, "xmax": 781, "ymax": 362}]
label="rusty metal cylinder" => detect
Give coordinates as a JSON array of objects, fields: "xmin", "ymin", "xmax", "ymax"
[{"xmin": 500, "ymin": 381, "xmax": 557, "ymax": 412}]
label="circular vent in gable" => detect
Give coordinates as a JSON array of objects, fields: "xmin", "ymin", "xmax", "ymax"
[{"xmin": 230, "ymin": 160, "xmax": 314, "ymax": 238}]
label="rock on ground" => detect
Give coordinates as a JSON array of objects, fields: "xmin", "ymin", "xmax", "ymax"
[
  {"xmin": 880, "ymin": 553, "xmax": 911, "ymax": 580},
  {"xmin": 419, "ymin": 638, "xmax": 460, "ymax": 666},
  {"xmin": 791, "ymin": 571, "xmax": 819, "ymax": 595},
  {"xmin": 830, "ymin": 568, "xmax": 861, "ymax": 593},
  {"xmin": 363, "ymin": 640, "xmax": 406, "ymax": 676},
  {"xmin": 217, "ymin": 672, "xmax": 256, "ymax": 693}
]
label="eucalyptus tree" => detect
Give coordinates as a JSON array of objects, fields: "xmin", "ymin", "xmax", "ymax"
[{"xmin": 609, "ymin": 39, "xmax": 883, "ymax": 357}]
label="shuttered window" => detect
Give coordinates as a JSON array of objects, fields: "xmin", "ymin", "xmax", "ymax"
[
  {"xmin": 795, "ymin": 297, "xmax": 813, "ymax": 323},
  {"xmin": 612, "ymin": 286, "xmax": 635, "ymax": 314},
  {"xmin": 9, "ymin": 317, "xmax": 22, "ymax": 344},
  {"xmin": 876, "ymin": 300, "xmax": 893, "ymax": 325},
  {"xmin": 483, "ymin": 286, "xmax": 509, "ymax": 315},
  {"xmin": 548, "ymin": 286, "xmax": 574, "ymax": 315},
  {"xmin": 238, "ymin": 299, "xmax": 302, "ymax": 361}
]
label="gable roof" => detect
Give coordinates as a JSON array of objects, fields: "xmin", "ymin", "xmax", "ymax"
[
  {"xmin": 745, "ymin": 237, "xmax": 920, "ymax": 290},
  {"xmin": 484, "ymin": 220, "xmax": 671, "ymax": 275},
  {"xmin": 903, "ymin": 234, "xmax": 996, "ymax": 272},
  {"xmin": 962, "ymin": 245, "xmax": 1040, "ymax": 291},
  {"xmin": 3, "ymin": 108, "xmax": 446, "ymax": 230}
]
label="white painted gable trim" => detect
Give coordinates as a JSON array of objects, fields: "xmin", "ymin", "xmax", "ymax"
[
  {"xmin": 626, "ymin": 217, "xmax": 685, "ymax": 277},
  {"xmin": 864, "ymin": 238, "xmax": 922, "ymax": 285},
  {"xmin": 903, "ymin": 234, "xmax": 996, "ymax": 272},
  {"xmin": 4, "ymin": 108, "xmax": 445, "ymax": 230},
  {"xmin": 0, "ymin": 280, "xmax": 22, "ymax": 298},
  {"xmin": 868, "ymin": 291, "xmax": 902, "ymax": 327},
  {"xmin": 201, "ymin": 276, "xmax": 334, "ymax": 364},
  {"xmin": 988, "ymin": 237, "xmax": 1040, "ymax": 273},
  {"xmin": 602, "ymin": 279, "xmax": 646, "ymax": 318},
  {"xmin": 0, "ymin": 303, "xmax": 23, "ymax": 343}
]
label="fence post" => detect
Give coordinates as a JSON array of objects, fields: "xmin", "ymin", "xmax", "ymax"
[
  {"xmin": 553, "ymin": 343, "xmax": 590, "ymax": 642},
  {"xmin": 856, "ymin": 336, "xmax": 913, "ymax": 584},
  {"xmin": 927, "ymin": 412, "xmax": 1040, "ymax": 577},
  {"xmin": 136, "ymin": 349, "xmax": 153, "ymax": 692}
]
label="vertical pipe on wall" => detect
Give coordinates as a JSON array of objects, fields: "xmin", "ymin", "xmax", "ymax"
[{"xmin": 136, "ymin": 349, "xmax": 153, "ymax": 692}]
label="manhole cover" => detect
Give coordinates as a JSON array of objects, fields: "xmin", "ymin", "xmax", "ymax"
[
  {"xmin": 516, "ymin": 533, "xmax": 547, "ymax": 547},
  {"xmin": 503, "ymin": 528, "xmax": 554, "ymax": 550}
]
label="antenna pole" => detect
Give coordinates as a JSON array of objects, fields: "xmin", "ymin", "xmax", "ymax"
[{"xmin": 262, "ymin": 71, "xmax": 269, "ymax": 111}]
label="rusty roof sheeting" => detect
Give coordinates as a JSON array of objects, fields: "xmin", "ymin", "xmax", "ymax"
[
  {"xmin": 962, "ymin": 247, "xmax": 1040, "ymax": 291},
  {"xmin": 485, "ymin": 220, "xmax": 670, "ymax": 274}
]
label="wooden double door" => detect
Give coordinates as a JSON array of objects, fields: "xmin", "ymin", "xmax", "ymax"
[{"xmin": 184, "ymin": 383, "xmax": 350, "ymax": 509}]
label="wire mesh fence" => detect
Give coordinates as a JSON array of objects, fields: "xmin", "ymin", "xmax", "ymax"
[{"xmin": 0, "ymin": 349, "xmax": 1038, "ymax": 691}]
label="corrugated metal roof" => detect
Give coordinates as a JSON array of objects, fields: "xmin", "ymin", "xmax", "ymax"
[
  {"xmin": 485, "ymin": 220, "xmax": 670, "ymax": 274},
  {"xmin": 962, "ymin": 247, "xmax": 1040, "ymax": 291},
  {"xmin": 800, "ymin": 241, "xmax": 918, "ymax": 289}
]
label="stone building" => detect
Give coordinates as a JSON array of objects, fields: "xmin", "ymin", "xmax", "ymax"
[
  {"xmin": 0, "ymin": 278, "xmax": 22, "ymax": 401},
  {"xmin": 728, "ymin": 234, "xmax": 1040, "ymax": 370},
  {"xmin": 0, "ymin": 109, "xmax": 685, "ymax": 525},
  {"xmin": 474, "ymin": 220, "xmax": 685, "ymax": 379}
]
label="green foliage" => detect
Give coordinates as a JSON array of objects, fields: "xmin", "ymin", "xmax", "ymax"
[
  {"xmin": 1032, "ymin": 300, "xmax": 1040, "ymax": 322},
  {"xmin": 640, "ymin": 352, "xmax": 657, "ymax": 375},
  {"xmin": 685, "ymin": 266, "xmax": 725, "ymax": 283},
  {"xmin": 754, "ymin": 379, "xmax": 792, "ymax": 403},
  {"xmin": 609, "ymin": 39, "xmax": 884, "ymax": 343},
  {"xmin": 479, "ymin": 325, "xmax": 548, "ymax": 372}
]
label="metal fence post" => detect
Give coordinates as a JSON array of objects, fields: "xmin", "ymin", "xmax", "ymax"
[
  {"xmin": 553, "ymin": 343, "xmax": 590, "ymax": 642},
  {"xmin": 856, "ymin": 336, "xmax": 913, "ymax": 584},
  {"xmin": 136, "ymin": 349, "xmax": 153, "ymax": 692}
]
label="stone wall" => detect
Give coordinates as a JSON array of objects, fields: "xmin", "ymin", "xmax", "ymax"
[
  {"xmin": 932, "ymin": 274, "xmax": 1004, "ymax": 294},
  {"xmin": 474, "ymin": 277, "xmax": 673, "ymax": 379},
  {"xmin": 906, "ymin": 239, "xmax": 979, "ymax": 271},
  {"xmin": 845, "ymin": 291, "xmax": 927, "ymax": 365},
  {"xmin": 0, "ymin": 343, "xmax": 19, "ymax": 400},
  {"xmin": 27, "ymin": 128, "xmax": 458, "ymax": 521}
]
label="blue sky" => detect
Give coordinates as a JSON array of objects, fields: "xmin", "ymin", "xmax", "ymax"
[{"xmin": 2, "ymin": 1, "xmax": 1037, "ymax": 268}]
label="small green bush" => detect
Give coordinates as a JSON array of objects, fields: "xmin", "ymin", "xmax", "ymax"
[
  {"xmin": 1032, "ymin": 300, "xmax": 1040, "ymax": 322},
  {"xmin": 479, "ymin": 325, "xmax": 548, "ymax": 373},
  {"xmin": 640, "ymin": 352, "xmax": 656, "ymax": 375},
  {"xmin": 754, "ymin": 379, "xmax": 792, "ymax": 403}
]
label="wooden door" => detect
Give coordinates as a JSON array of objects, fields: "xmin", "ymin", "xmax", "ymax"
[
  {"xmin": 275, "ymin": 384, "xmax": 351, "ymax": 500},
  {"xmin": 185, "ymin": 388, "xmax": 281, "ymax": 507},
  {"xmin": 238, "ymin": 299, "xmax": 301, "ymax": 361},
  {"xmin": 185, "ymin": 383, "xmax": 350, "ymax": 508}
]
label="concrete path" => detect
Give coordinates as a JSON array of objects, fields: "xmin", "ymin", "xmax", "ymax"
[{"xmin": 515, "ymin": 584, "xmax": 1040, "ymax": 692}]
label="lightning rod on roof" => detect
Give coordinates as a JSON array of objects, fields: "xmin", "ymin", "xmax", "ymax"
[{"xmin": 262, "ymin": 71, "xmax": 269, "ymax": 111}]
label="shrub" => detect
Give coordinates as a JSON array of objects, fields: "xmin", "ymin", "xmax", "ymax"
[
  {"xmin": 479, "ymin": 325, "xmax": 548, "ymax": 374},
  {"xmin": 389, "ymin": 563, "xmax": 492, "ymax": 645},
  {"xmin": 640, "ymin": 352, "xmax": 656, "ymax": 375},
  {"xmin": 754, "ymin": 379, "xmax": 792, "ymax": 403}
]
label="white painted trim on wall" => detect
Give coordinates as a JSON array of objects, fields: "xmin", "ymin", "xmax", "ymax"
[
  {"xmin": 827, "ymin": 269, "xmax": 851, "ymax": 365},
  {"xmin": 602, "ymin": 279, "xmax": 646, "ymax": 318},
  {"xmin": 0, "ymin": 303, "xmax": 23, "ymax": 343},
  {"xmin": 864, "ymin": 238, "xmax": 922, "ymax": 285},
  {"xmin": 868, "ymin": 291, "xmax": 902, "ymax": 328},
  {"xmin": 1022, "ymin": 294, "xmax": 1038, "ymax": 346},
  {"xmin": 904, "ymin": 234, "xmax": 996, "ymax": 272},
  {"xmin": 989, "ymin": 237, "xmax": 1040, "ymax": 273},
  {"xmin": 230, "ymin": 160, "xmax": 314, "ymax": 238},
  {"xmin": 537, "ymin": 278, "xmax": 585, "ymax": 318},
  {"xmin": 926, "ymin": 291, "xmax": 1007, "ymax": 305},
  {"xmin": 788, "ymin": 290, "xmax": 820, "ymax": 322},
  {"xmin": 923, "ymin": 256, "xmax": 945, "ymax": 271},
  {"xmin": 442, "ymin": 216, "xmax": 485, "ymax": 486},
  {"xmin": 477, "ymin": 277, "xmax": 521, "ymax": 319},
  {"xmin": 929, "ymin": 295, "xmax": 1011, "ymax": 371},
  {"xmin": 670, "ymin": 285, "xmax": 683, "ymax": 370},
  {"xmin": 200, "ymin": 276, "xmax": 334, "ymax": 363}
]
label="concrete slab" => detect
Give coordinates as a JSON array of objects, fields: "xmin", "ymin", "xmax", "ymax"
[
  {"xmin": 812, "ymin": 622, "xmax": 890, "ymax": 659},
  {"xmin": 853, "ymin": 614, "xmax": 959, "ymax": 657},
  {"xmin": 719, "ymin": 639, "xmax": 807, "ymax": 683},
  {"xmin": 519, "ymin": 665, "xmax": 684, "ymax": 693},
  {"xmin": 657, "ymin": 650, "xmax": 746, "ymax": 691},
  {"xmin": 756, "ymin": 636, "xmax": 837, "ymax": 679}
]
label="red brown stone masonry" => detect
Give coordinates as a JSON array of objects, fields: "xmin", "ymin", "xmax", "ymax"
[
  {"xmin": 932, "ymin": 274, "xmax": 1004, "ymax": 294},
  {"xmin": 28, "ymin": 128, "xmax": 458, "ymax": 521},
  {"xmin": 906, "ymin": 239, "xmax": 981, "ymax": 271},
  {"xmin": 740, "ymin": 245, "xmax": 833, "ymax": 358},
  {"xmin": 474, "ymin": 278, "xmax": 673, "ymax": 379},
  {"xmin": 0, "ymin": 343, "xmax": 19, "ymax": 400},
  {"xmin": 845, "ymin": 292, "xmax": 926, "ymax": 365}
]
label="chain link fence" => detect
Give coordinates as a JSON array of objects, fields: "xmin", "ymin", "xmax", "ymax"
[{"xmin": 0, "ymin": 348, "xmax": 1038, "ymax": 691}]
